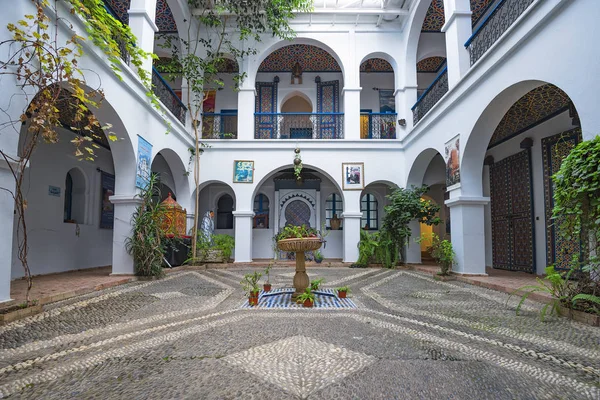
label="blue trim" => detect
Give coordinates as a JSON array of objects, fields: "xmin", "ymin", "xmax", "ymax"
[
  {"xmin": 465, "ymin": 0, "xmax": 507, "ymax": 47},
  {"xmin": 151, "ymin": 66, "xmax": 187, "ymax": 110},
  {"xmin": 411, "ymin": 66, "xmax": 448, "ymax": 110},
  {"xmin": 203, "ymin": 112, "xmax": 238, "ymax": 116},
  {"xmin": 254, "ymin": 112, "xmax": 344, "ymax": 116},
  {"xmin": 361, "ymin": 193, "xmax": 378, "ymax": 230}
]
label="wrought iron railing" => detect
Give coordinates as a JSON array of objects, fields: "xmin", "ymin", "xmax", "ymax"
[
  {"xmin": 201, "ymin": 113, "xmax": 238, "ymax": 139},
  {"xmin": 360, "ymin": 113, "xmax": 397, "ymax": 139},
  {"xmin": 102, "ymin": 2, "xmax": 130, "ymax": 64},
  {"xmin": 254, "ymin": 113, "xmax": 344, "ymax": 139},
  {"xmin": 465, "ymin": 0, "xmax": 535, "ymax": 65},
  {"xmin": 411, "ymin": 67, "xmax": 448, "ymax": 125},
  {"xmin": 152, "ymin": 67, "xmax": 187, "ymax": 124}
]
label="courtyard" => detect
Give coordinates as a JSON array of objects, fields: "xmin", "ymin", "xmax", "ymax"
[{"xmin": 0, "ymin": 267, "xmax": 598, "ymax": 399}]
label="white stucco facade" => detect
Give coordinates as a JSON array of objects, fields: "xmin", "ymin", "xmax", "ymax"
[{"xmin": 0, "ymin": 0, "xmax": 598, "ymax": 301}]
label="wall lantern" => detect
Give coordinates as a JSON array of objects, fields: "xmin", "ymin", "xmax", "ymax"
[{"xmin": 398, "ymin": 119, "xmax": 406, "ymax": 127}]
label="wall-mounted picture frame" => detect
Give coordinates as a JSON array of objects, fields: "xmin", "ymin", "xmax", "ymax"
[
  {"xmin": 233, "ymin": 160, "xmax": 254, "ymax": 183},
  {"xmin": 444, "ymin": 134, "xmax": 460, "ymax": 189},
  {"xmin": 342, "ymin": 162, "xmax": 364, "ymax": 190}
]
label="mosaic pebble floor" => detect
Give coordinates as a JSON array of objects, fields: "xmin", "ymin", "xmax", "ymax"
[{"xmin": 240, "ymin": 288, "xmax": 358, "ymax": 309}]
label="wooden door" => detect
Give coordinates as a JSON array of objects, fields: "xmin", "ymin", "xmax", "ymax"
[{"xmin": 490, "ymin": 150, "xmax": 535, "ymax": 273}]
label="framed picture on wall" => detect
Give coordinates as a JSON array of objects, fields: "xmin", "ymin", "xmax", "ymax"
[
  {"xmin": 233, "ymin": 160, "xmax": 254, "ymax": 183},
  {"xmin": 342, "ymin": 162, "xmax": 364, "ymax": 190}
]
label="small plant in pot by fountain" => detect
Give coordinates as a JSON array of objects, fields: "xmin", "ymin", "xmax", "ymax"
[
  {"xmin": 296, "ymin": 287, "xmax": 315, "ymax": 307},
  {"xmin": 310, "ymin": 278, "xmax": 324, "ymax": 291},
  {"xmin": 314, "ymin": 250, "xmax": 324, "ymax": 264},
  {"xmin": 263, "ymin": 264, "xmax": 272, "ymax": 292},
  {"xmin": 336, "ymin": 286, "xmax": 350, "ymax": 298},
  {"xmin": 241, "ymin": 271, "xmax": 262, "ymax": 306}
]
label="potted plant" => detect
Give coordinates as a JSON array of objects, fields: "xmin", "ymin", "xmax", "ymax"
[
  {"xmin": 263, "ymin": 264, "xmax": 272, "ymax": 292},
  {"xmin": 296, "ymin": 287, "xmax": 315, "ymax": 308},
  {"xmin": 314, "ymin": 250, "xmax": 324, "ymax": 264},
  {"xmin": 241, "ymin": 271, "xmax": 262, "ymax": 306},
  {"xmin": 310, "ymin": 278, "xmax": 324, "ymax": 291},
  {"xmin": 336, "ymin": 286, "xmax": 350, "ymax": 298}
]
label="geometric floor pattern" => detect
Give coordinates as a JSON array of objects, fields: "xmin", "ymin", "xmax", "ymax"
[
  {"xmin": 224, "ymin": 335, "xmax": 375, "ymax": 397},
  {"xmin": 1, "ymin": 267, "xmax": 599, "ymax": 399}
]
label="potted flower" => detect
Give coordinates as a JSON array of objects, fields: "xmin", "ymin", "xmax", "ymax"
[
  {"xmin": 275, "ymin": 225, "xmax": 323, "ymax": 252},
  {"xmin": 296, "ymin": 288, "xmax": 315, "ymax": 308},
  {"xmin": 310, "ymin": 278, "xmax": 324, "ymax": 291},
  {"xmin": 263, "ymin": 264, "xmax": 272, "ymax": 292},
  {"xmin": 336, "ymin": 286, "xmax": 350, "ymax": 298},
  {"xmin": 241, "ymin": 271, "xmax": 262, "ymax": 306},
  {"xmin": 313, "ymin": 250, "xmax": 324, "ymax": 264}
]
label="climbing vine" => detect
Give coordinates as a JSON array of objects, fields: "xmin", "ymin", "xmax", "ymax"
[{"xmin": 0, "ymin": 0, "xmax": 155, "ymax": 303}]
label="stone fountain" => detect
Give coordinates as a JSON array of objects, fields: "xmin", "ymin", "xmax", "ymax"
[{"xmin": 276, "ymin": 237, "xmax": 323, "ymax": 300}]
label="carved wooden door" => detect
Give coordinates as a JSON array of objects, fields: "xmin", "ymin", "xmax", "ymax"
[{"xmin": 490, "ymin": 150, "xmax": 535, "ymax": 273}]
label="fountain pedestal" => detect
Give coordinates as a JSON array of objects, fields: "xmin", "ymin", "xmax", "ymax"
[{"xmin": 277, "ymin": 238, "xmax": 323, "ymax": 300}]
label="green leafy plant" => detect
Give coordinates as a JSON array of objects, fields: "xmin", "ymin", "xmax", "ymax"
[
  {"xmin": 296, "ymin": 287, "xmax": 315, "ymax": 304},
  {"xmin": 336, "ymin": 286, "xmax": 350, "ymax": 294},
  {"xmin": 275, "ymin": 224, "xmax": 319, "ymax": 241},
  {"xmin": 508, "ymin": 266, "xmax": 575, "ymax": 321},
  {"xmin": 213, "ymin": 234, "xmax": 235, "ymax": 261},
  {"xmin": 381, "ymin": 186, "xmax": 441, "ymax": 265},
  {"xmin": 241, "ymin": 271, "xmax": 262, "ymax": 296},
  {"xmin": 264, "ymin": 263, "xmax": 272, "ymax": 284},
  {"xmin": 294, "ymin": 147, "xmax": 303, "ymax": 180},
  {"xmin": 125, "ymin": 174, "xmax": 166, "ymax": 277},
  {"xmin": 313, "ymin": 250, "xmax": 324, "ymax": 262},
  {"xmin": 417, "ymin": 233, "xmax": 455, "ymax": 275},
  {"xmin": 355, "ymin": 230, "xmax": 379, "ymax": 268},
  {"xmin": 310, "ymin": 278, "xmax": 324, "ymax": 291}
]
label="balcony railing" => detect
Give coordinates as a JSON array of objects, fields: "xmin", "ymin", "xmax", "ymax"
[
  {"xmin": 201, "ymin": 113, "xmax": 238, "ymax": 139},
  {"xmin": 360, "ymin": 113, "xmax": 397, "ymax": 139},
  {"xmin": 412, "ymin": 67, "xmax": 449, "ymax": 125},
  {"xmin": 151, "ymin": 67, "xmax": 187, "ymax": 124},
  {"xmin": 254, "ymin": 113, "xmax": 344, "ymax": 139},
  {"xmin": 465, "ymin": 0, "xmax": 535, "ymax": 65}
]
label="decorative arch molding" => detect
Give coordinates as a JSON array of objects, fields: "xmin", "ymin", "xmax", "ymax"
[
  {"xmin": 406, "ymin": 147, "xmax": 445, "ymax": 188},
  {"xmin": 279, "ymin": 191, "xmax": 316, "ymax": 209},
  {"xmin": 249, "ymin": 38, "xmax": 346, "ymax": 87},
  {"xmin": 104, "ymin": 0, "xmax": 179, "ymax": 33},
  {"xmin": 279, "ymin": 91, "xmax": 314, "ymax": 113},
  {"xmin": 279, "ymin": 195, "xmax": 316, "ymax": 229}
]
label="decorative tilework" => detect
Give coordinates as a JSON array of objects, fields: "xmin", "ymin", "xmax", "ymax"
[
  {"xmin": 241, "ymin": 288, "xmax": 357, "ymax": 309},
  {"xmin": 104, "ymin": 0, "xmax": 177, "ymax": 32},
  {"xmin": 317, "ymin": 80, "xmax": 340, "ymax": 139},
  {"xmin": 417, "ymin": 56, "xmax": 446, "ymax": 73},
  {"xmin": 215, "ymin": 58, "xmax": 239, "ymax": 73},
  {"xmin": 421, "ymin": 0, "xmax": 445, "ymax": 32},
  {"xmin": 421, "ymin": 0, "xmax": 495, "ymax": 32},
  {"xmin": 490, "ymin": 150, "xmax": 534, "ymax": 273},
  {"xmin": 489, "ymin": 84, "xmax": 571, "ymax": 148},
  {"xmin": 360, "ymin": 58, "xmax": 393, "ymax": 73},
  {"xmin": 541, "ymin": 128, "xmax": 582, "ymax": 270},
  {"xmin": 255, "ymin": 82, "xmax": 277, "ymax": 138},
  {"xmin": 258, "ymin": 44, "xmax": 341, "ymax": 72},
  {"xmin": 284, "ymin": 200, "xmax": 311, "ymax": 227},
  {"xmin": 155, "ymin": 0, "xmax": 177, "ymax": 32}
]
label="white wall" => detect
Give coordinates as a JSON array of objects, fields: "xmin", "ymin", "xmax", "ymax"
[
  {"xmin": 483, "ymin": 111, "xmax": 575, "ymax": 274},
  {"xmin": 11, "ymin": 128, "xmax": 115, "ymax": 278}
]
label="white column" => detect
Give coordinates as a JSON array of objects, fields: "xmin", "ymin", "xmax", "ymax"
[
  {"xmin": 405, "ymin": 219, "xmax": 422, "ymax": 264},
  {"xmin": 342, "ymin": 212, "xmax": 362, "ymax": 263},
  {"xmin": 233, "ymin": 211, "xmax": 254, "ymax": 262},
  {"xmin": 441, "ymin": 0, "xmax": 472, "ymax": 88},
  {"xmin": 128, "ymin": 0, "xmax": 158, "ymax": 75},
  {"xmin": 343, "ymin": 89, "xmax": 361, "ymax": 140},
  {"xmin": 237, "ymin": 88, "xmax": 256, "ymax": 140},
  {"xmin": 0, "ymin": 164, "xmax": 15, "ymax": 302},
  {"xmin": 445, "ymin": 196, "xmax": 489, "ymax": 275},
  {"xmin": 396, "ymin": 86, "xmax": 418, "ymax": 136},
  {"xmin": 109, "ymin": 195, "xmax": 142, "ymax": 275}
]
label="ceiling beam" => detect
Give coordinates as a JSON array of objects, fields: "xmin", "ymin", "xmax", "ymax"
[{"xmin": 191, "ymin": 8, "xmax": 409, "ymax": 16}]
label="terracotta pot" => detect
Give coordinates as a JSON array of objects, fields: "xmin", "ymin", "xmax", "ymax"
[
  {"xmin": 330, "ymin": 215, "xmax": 341, "ymax": 230},
  {"xmin": 248, "ymin": 293, "xmax": 259, "ymax": 306},
  {"xmin": 338, "ymin": 291, "xmax": 347, "ymax": 298},
  {"xmin": 263, "ymin": 283, "xmax": 272, "ymax": 292},
  {"xmin": 303, "ymin": 299, "xmax": 314, "ymax": 308}
]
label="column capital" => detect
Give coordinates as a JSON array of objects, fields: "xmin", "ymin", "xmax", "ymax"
[
  {"xmin": 128, "ymin": 9, "xmax": 159, "ymax": 33},
  {"xmin": 445, "ymin": 196, "xmax": 490, "ymax": 207},
  {"xmin": 238, "ymin": 87, "xmax": 257, "ymax": 95},
  {"xmin": 109, "ymin": 194, "xmax": 143, "ymax": 205},
  {"xmin": 441, "ymin": 10, "xmax": 473, "ymax": 33},
  {"xmin": 342, "ymin": 87, "xmax": 362, "ymax": 93},
  {"xmin": 342, "ymin": 211, "xmax": 363, "ymax": 218},
  {"xmin": 232, "ymin": 210, "xmax": 254, "ymax": 218}
]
